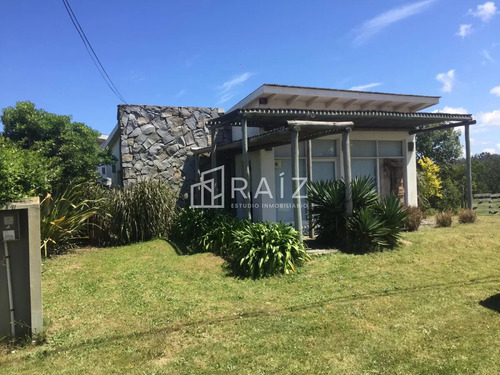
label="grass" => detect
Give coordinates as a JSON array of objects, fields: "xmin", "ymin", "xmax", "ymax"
[{"xmin": 1, "ymin": 217, "xmax": 499, "ymax": 374}]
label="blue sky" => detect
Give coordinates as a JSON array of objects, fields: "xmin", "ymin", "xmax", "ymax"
[{"xmin": 1, "ymin": 0, "xmax": 499, "ymax": 155}]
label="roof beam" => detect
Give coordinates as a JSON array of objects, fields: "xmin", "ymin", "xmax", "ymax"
[
  {"xmin": 286, "ymin": 95, "xmax": 300, "ymax": 106},
  {"xmin": 305, "ymin": 96, "xmax": 319, "ymax": 107},
  {"xmin": 392, "ymin": 102, "xmax": 408, "ymax": 111},
  {"xmin": 343, "ymin": 99, "xmax": 358, "ymax": 109},
  {"xmin": 377, "ymin": 101, "xmax": 392, "ymax": 110},
  {"xmin": 409, "ymin": 120, "xmax": 476, "ymax": 135},
  {"xmin": 287, "ymin": 120, "xmax": 354, "ymax": 130},
  {"xmin": 359, "ymin": 100, "xmax": 376, "ymax": 110},
  {"xmin": 408, "ymin": 103, "xmax": 425, "ymax": 112},
  {"xmin": 324, "ymin": 98, "xmax": 339, "ymax": 109}
]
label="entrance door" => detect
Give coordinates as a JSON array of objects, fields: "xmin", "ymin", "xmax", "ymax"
[{"xmin": 379, "ymin": 158, "xmax": 404, "ymax": 202}]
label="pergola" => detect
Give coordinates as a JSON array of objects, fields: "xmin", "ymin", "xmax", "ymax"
[{"xmin": 204, "ymin": 108, "xmax": 475, "ymax": 240}]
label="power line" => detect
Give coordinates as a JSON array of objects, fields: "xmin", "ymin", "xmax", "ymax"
[{"xmin": 62, "ymin": 0, "xmax": 127, "ymax": 104}]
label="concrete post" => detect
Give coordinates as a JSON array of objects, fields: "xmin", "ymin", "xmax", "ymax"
[
  {"xmin": 241, "ymin": 116, "xmax": 252, "ymax": 220},
  {"xmin": 465, "ymin": 124, "xmax": 473, "ymax": 209},
  {"xmin": 291, "ymin": 127, "xmax": 303, "ymax": 241},
  {"xmin": 342, "ymin": 129, "xmax": 352, "ymax": 250},
  {"xmin": 306, "ymin": 140, "xmax": 313, "ymax": 238}
]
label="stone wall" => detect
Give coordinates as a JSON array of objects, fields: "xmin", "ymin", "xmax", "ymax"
[{"xmin": 118, "ymin": 105, "xmax": 228, "ymax": 195}]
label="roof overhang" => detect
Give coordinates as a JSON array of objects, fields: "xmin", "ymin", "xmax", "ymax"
[
  {"xmin": 228, "ymin": 84, "xmax": 441, "ymax": 113},
  {"xmin": 209, "ymin": 108, "xmax": 474, "ymax": 132},
  {"xmin": 101, "ymin": 123, "xmax": 119, "ymax": 149}
]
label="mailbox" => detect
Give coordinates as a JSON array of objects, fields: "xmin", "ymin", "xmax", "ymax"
[{"xmin": 1, "ymin": 211, "xmax": 20, "ymax": 242}]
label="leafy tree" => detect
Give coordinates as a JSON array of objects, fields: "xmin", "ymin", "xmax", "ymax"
[
  {"xmin": 416, "ymin": 127, "xmax": 462, "ymax": 166},
  {"xmin": 0, "ymin": 139, "xmax": 58, "ymax": 205},
  {"xmin": 1, "ymin": 101, "xmax": 114, "ymax": 186},
  {"xmin": 471, "ymin": 153, "xmax": 500, "ymax": 193},
  {"xmin": 417, "ymin": 157, "xmax": 442, "ymax": 211}
]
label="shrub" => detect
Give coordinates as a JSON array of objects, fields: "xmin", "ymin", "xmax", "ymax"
[
  {"xmin": 375, "ymin": 195, "xmax": 408, "ymax": 248},
  {"xmin": 231, "ymin": 222, "xmax": 310, "ymax": 278},
  {"xmin": 307, "ymin": 177, "xmax": 379, "ymax": 247},
  {"xmin": 347, "ymin": 208, "xmax": 389, "ymax": 253},
  {"xmin": 202, "ymin": 215, "xmax": 249, "ymax": 258},
  {"xmin": 308, "ymin": 177, "xmax": 407, "ymax": 252},
  {"xmin": 458, "ymin": 209, "xmax": 477, "ymax": 224},
  {"xmin": 170, "ymin": 208, "xmax": 217, "ymax": 254},
  {"xmin": 0, "ymin": 138, "xmax": 58, "ymax": 206},
  {"xmin": 109, "ymin": 179, "xmax": 177, "ymax": 245},
  {"xmin": 40, "ymin": 183, "xmax": 103, "ymax": 257},
  {"xmin": 81, "ymin": 183, "xmax": 114, "ymax": 246},
  {"xmin": 435, "ymin": 211, "xmax": 453, "ymax": 227},
  {"xmin": 403, "ymin": 206, "xmax": 423, "ymax": 232}
]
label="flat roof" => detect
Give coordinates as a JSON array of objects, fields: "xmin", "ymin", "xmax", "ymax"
[
  {"xmin": 228, "ymin": 84, "xmax": 441, "ymax": 113},
  {"xmin": 209, "ymin": 108, "xmax": 473, "ymax": 130}
]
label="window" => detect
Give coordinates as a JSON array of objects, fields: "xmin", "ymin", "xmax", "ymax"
[
  {"xmin": 274, "ymin": 138, "xmax": 339, "ymax": 223},
  {"xmin": 312, "ymin": 139, "xmax": 337, "ymax": 157},
  {"xmin": 350, "ymin": 140, "xmax": 404, "ymax": 194}
]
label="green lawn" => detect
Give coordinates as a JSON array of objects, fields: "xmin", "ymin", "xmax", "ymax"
[{"xmin": 1, "ymin": 217, "xmax": 499, "ymax": 374}]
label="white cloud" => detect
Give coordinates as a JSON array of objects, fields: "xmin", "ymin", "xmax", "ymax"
[
  {"xmin": 469, "ymin": 2, "xmax": 498, "ymax": 22},
  {"xmin": 497, "ymin": 142, "xmax": 500, "ymax": 149},
  {"xmin": 478, "ymin": 109, "xmax": 500, "ymax": 126},
  {"xmin": 175, "ymin": 89, "xmax": 186, "ymax": 98},
  {"xmin": 352, "ymin": 0, "xmax": 436, "ymax": 45},
  {"xmin": 490, "ymin": 86, "xmax": 500, "ymax": 96},
  {"xmin": 456, "ymin": 24, "xmax": 473, "ymax": 38},
  {"xmin": 433, "ymin": 106, "xmax": 469, "ymax": 114},
  {"xmin": 432, "ymin": 106, "xmax": 469, "ymax": 134},
  {"xmin": 483, "ymin": 148, "xmax": 496, "ymax": 153},
  {"xmin": 349, "ymin": 82, "xmax": 382, "ymax": 91},
  {"xmin": 482, "ymin": 49, "xmax": 497, "ymax": 63},
  {"xmin": 217, "ymin": 72, "xmax": 253, "ymax": 104},
  {"xmin": 436, "ymin": 69, "xmax": 455, "ymax": 93}
]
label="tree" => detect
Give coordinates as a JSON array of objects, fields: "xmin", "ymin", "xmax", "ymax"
[
  {"xmin": 416, "ymin": 127, "xmax": 462, "ymax": 166},
  {"xmin": 473, "ymin": 153, "xmax": 500, "ymax": 193},
  {"xmin": 417, "ymin": 157, "xmax": 442, "ymax": 211},
  {"xmin": 0, "ymin": 138, "xmax": 58, "ymax": 205},
  {"xmin": 1, "ymin": 101, "xmax": 114, "ymax": 186}
]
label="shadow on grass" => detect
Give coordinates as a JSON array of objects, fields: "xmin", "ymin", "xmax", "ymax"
[
  {"xmin": 479, "ymin": 293, "xmax": 500, "ymax": 313},
  {"xmin": 7, "ymin": 275, "xmax": 498, "ymax": 361}
]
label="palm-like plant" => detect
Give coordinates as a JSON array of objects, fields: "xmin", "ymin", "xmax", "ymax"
[
  {"xmin": 347, "ymin": 207, "xmax": 389, "ymax": 253},
  {"xmin": 40, "ymin": 184, "xmax": 104, "ymax": 257},
  {"xmin": 308, "ymin": 176, "xmax": 407, "ymax": 253}
]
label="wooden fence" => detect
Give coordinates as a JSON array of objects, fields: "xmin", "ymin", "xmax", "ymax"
[{"xmin": 473, "ymin": 193, "xmax": 500, "ymax": 215}]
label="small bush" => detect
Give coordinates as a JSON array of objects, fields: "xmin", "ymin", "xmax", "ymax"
[
  {"xmin": 348, "ymin": 208, "xmax": 389, "ymax": 253},
  {"xmin": 81, "ymin": 183, "xmax": 114, "ymax": 246},
  {"xmin": 435, "ymin": 211, "xmax": 453, "ymax": 227},
  {"xmin": 458, "ymin": 209, "xmax": 477, "ymax": 224},
  {"xmin": 375, "ymin": 195, "xmax": 408, "ymax": 248},
  {"xmin": 308, "ymin": 177, "xmax": 408, "ymax": 253},
  {"xmin": 40, "ymin": 184, "xmax": 103, "ymax": 257},
  {"xmin": 169, "ymin": 208, "xmax": 240, "ymax": 255},
  {"xmin": 403, "ymin": 206, "xmax": 423, "ymax": 232},
  {"xmin": 109, "ymin": 179, "xmax": 177, "ymax": 245},
  {"xmin": 231, "ymin": 222, "xmax": 310, "ymax": 278}
]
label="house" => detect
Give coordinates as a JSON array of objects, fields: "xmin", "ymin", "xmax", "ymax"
[{"xmin": 101, "ymin": 84, "xmax": 475, "ymax": 235}]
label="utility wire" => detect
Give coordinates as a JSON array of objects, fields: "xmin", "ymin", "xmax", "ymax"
[{"xmin": 62, "ymin": 0, "xmax": 127, "ymax": 104}]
